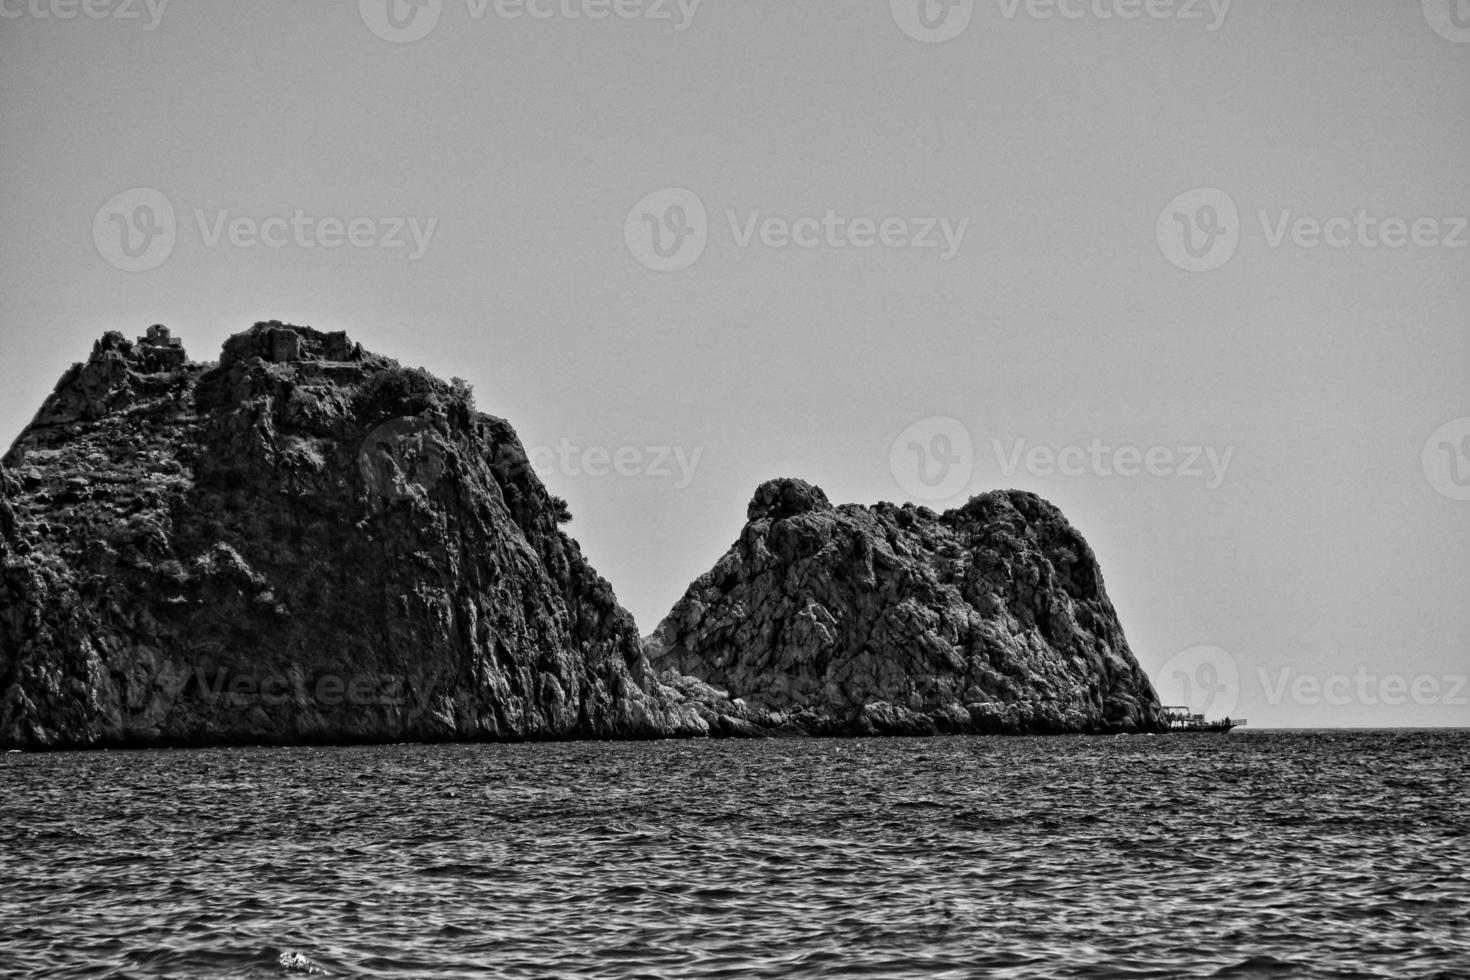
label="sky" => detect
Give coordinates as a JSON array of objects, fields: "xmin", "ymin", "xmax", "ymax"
[{"xmin": 1, "ymin": 0, "xmax": 1466, "ymax": 728}]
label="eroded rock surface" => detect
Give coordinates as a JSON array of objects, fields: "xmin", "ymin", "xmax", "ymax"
[
  {"xmin": 647, "ymin": 478, "xmax": 1163, "ymax": 735},
  {"xmin": 0, "ymin": 322, "xmax": 711, "ymax": 748}
]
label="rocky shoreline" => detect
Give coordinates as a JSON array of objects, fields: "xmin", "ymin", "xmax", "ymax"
[{"xmin": 0, "ymin": 323, "xmax": 1162, "ymax": 750}]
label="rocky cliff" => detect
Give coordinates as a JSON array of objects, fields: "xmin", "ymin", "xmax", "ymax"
[
  {"xmin": 1, "ymin": 324, "xmax": 1163, "ymax": 749},
  {"xmin": 647, "ymin": 478, "xmax": 1163, "ymax": 735},
  {"xmin": 0, "ymin": 322, "xmax": 718, "ymax": 749}
]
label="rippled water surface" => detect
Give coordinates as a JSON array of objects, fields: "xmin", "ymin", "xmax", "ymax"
[{"xmin": 3, "ymin": 731, "xmax": 1468, "ymax": 979}]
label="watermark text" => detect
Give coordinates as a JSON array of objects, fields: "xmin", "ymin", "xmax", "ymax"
[
  {"xmin": 0, "ymin": 0, "xmax": 167, "ymax": 29},
  {"xmin": 528, "ymin": 439, "xmax": 703, "ymax": 488}
]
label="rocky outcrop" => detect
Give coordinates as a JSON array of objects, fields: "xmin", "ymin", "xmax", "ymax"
[
  {"xmin": 1, "ymin": 323, "xmax": 1165, "ymax": 749},
  {"xmin": 0, "ymin": 322, "xmax": 714, "ymax": 749},
  {"xmin": 647, "ymin": 478, "xmax": 1163, "ymax": 735}
]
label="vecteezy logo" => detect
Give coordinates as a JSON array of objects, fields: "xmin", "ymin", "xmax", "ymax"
[
  {"xmin": 358, "ymin": 416, "xmax": 447, "ymax": 502},
  {"xmin": 1423, "ymin": 0, "xmax": 1470, "ymax": 42},
  {"xmin": 1423, "ymin": 416, "xmax": 1470, "ymax": 501},
  {"xmin": 1156, "ymin": 645, "xmax": 1239, "ymax": 720},
  {"xmin": 1156, "ymin": 187, "xmax": 1240, "ymax": 273},
  {"xmin": 93, "ymin": 188, "xmax": 176, "ymax": 272},
  {"xmin": 359, "ymin": 0, "xmax": 442, "ymax": 43},
  {"xmin": 624, "ymin": 187, "xmax": 708, "ymax": 272},
  {"xmin": 891, "ymin": 0, "xmax": 974, "ymax": 43},
  {"xmin": 890, "ymin": 416, "xmax": 974, "ymax": 501}
]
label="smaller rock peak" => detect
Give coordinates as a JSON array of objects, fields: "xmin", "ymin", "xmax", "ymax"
[
  {"xmin": 91, "ymin": 331, "xmax": 130, "ymax": 357},
  {"xmin": 947, "ymin": 488, "xmax": 1063, "ymax": 526},
  {"xmin": 219, "ymin": 321, "xmax": 363, "ymax": 369},
  {"xmin": 747, "ymin": 478, "xmax": 833, "ymax": 523}
]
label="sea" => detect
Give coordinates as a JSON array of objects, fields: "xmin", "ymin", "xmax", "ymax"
[{"xmin": 1, "ymin": 730, "xmax": 1466, "ymax": 979}]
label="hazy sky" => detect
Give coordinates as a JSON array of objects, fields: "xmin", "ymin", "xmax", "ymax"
[{"xmin": 2, "ymin": 0, "xmax": 1466, "ymax": 727}]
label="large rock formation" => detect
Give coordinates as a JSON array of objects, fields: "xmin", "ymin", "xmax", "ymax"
[
  {"xmin": 0, "ymin": 322, "xmax": 716, "ymax": 749},
  {"xmin": 1, "ymin": 323, "xmax": 1165, "ymax": 749},
  {"xmin": 647, "ymin": 478, "xmax": 1163, "ymax": 735}
]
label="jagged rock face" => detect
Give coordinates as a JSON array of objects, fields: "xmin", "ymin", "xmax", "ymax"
[
  {"xmin": 0, "ymin": 322, "xmax": 708, "ymax": 749},
  {"xmin": 648, "ymin": 478, "xmax": 1163, "ymax": 735}
]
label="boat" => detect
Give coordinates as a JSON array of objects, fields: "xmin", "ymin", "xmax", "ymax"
[{"xmin": 1161, "ymin": 706, "xmax": 1245, "ymax": 733}]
